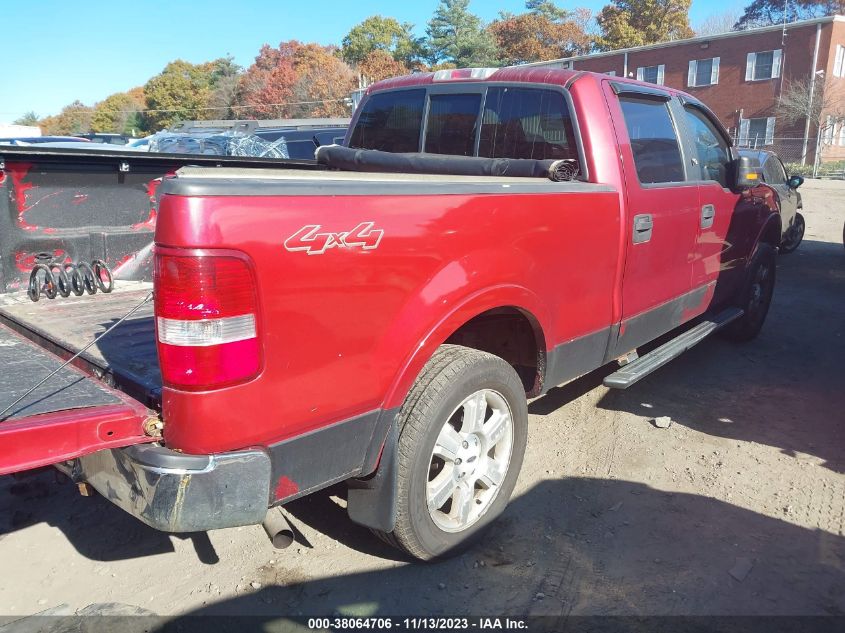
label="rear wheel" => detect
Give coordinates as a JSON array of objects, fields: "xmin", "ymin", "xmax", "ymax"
[
  {"xmin": 374, "ymin": 345, "xmax": 528, "ymax": 560},
  {"xmin": 779, "ymin": 212, "xmax": 805, "ymax": 254},
  {"xmin": 724, "ymin": 244, "xmax": 776, "ymax": 342}
]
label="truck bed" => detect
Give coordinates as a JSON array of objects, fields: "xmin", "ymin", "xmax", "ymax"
[{"xmin": 0, "ymin": 282, "xmax": 160, "ymax": 409}]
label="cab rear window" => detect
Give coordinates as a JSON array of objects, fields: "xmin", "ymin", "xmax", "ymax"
[
  {"xmin": 424, "ymin": 94, "xmax": 482, "ymax": 156},
  {"xmin": 349, "ymin": 86, "xmax": 580, "ymax": 167},
  {"xmin": 348, "ymin": 89, "xmax": 425, "ymax": 153},
  {"xmin": 479, "ymin": 87, "xmax": 577, "ymax": 161}
]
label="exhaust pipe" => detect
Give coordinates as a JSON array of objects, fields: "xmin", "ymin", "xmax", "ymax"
[{"xmin": 262, "ymin": 507, "xmax": 295, "ymax": 549}]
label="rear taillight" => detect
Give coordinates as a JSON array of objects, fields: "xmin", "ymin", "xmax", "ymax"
[{"xmin": 154, "ymin": 251, "xmax": 261, "ymax": 390}]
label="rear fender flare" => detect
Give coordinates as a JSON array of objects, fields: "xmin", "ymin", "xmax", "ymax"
[{"xmin": 381, "ymin": 284, "xmax": 550, "ymax": 412}]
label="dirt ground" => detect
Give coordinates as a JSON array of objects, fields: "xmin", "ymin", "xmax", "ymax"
[{"xmin": 1, "ymin": 180, "xmax": 844, "ymax": 620}]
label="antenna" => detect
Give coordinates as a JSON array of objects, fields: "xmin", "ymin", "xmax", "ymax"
[{"xmin": 782, "ymin": 0, "xmax": 788, "ymax": 45}]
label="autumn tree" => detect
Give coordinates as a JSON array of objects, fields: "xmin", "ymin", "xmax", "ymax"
[
  {"xmin": 425, "ymin": 0, "xmax": 500, "ymax": 67},
  {"xmin": 489, "ymin": 3, "xmax": 593, "ymax": 65},
  {"xmin": 290, "ymin": 44, "xmax": 357, "ymax": 117},
  {"xmin": 91, "ymin": 89, "xmax": 146, "ymax": 134},
  {"xmin": 235, "ymin": 41, "xmax": 355, "ymax": 119},
  {"xmin": 596, "ymin": 0, "xmax": 694, "ymax": 51},
  {"xmin": 207, "ymin": 56, "xmax": 243, "ymax": 120},
  {"xmin": 143, "ymin": 59, "xmax": 237, "ymax": 130},
  {"xmin": 39, "ymin": 101, "xmax": 94, "ymax": 136},
  {"xmin": 342, "ymin": 16, "xmax": 422, "ymax": 66},
  {"xmin": 13, "ymin": 111, "xmax": 39, "ymax": 126},
  {"xmin": 735, "ymin": 0, "xmax": 844, "ymax": 29},
  {"xmin": 359, "ymin": 50, "xmax": 411, "ymax": 83}
]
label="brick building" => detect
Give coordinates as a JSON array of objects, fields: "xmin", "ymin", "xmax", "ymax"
[{"xmin": 528, "ymin": 15, "xmax": 845, "ymax": 166}]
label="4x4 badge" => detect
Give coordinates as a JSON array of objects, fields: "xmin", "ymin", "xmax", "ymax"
[{"xmin": 284, "ymin": 222, "xmax": 384, "ymax": 255}]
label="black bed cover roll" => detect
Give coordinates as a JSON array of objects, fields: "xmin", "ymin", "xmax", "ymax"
[{"xmin": 315, "ymin": 145, "xmax": 579, "ymax": 181}]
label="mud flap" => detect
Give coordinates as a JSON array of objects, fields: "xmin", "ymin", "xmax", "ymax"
[{"xmin": 346, "ymin": 420, "xmax": 398, "ymax": 532}]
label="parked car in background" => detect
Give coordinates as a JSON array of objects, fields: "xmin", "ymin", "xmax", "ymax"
[
  {"xmin": 255, "ymin": 126, "xmax": 347, "ymax": 159},
  {"xmin": 75, "ymin": 133, "xmax": 132, "ymax": 145},
  {"xmin": 11, "ymin": 142, "xmax": 149, "ymax": 151},
  {"xmin": 162, "ymin": 118, "xmax": 349, "ymax": 159},
  {"xmin": 126, "ymin": 137, "xmax": 152, "ymax": 151},
  {"xmin": 0, "ymin": 136, "xmax": 90, "ymax": 145},
  {"xmin": 740, "ymin": 149, "xmax": 805, "ymax": 253}
]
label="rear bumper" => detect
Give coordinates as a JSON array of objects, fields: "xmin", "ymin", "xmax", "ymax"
[{"xmin": 66, "ymin": 444, "xmax": 271, "ymax": 532}]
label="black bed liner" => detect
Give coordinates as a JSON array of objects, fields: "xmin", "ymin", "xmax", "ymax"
[
  {"xmin": 0, "ymin": 284, "xmax": 160, "ymax": 409},
  {"xmin": 0, "ymin": 323, "xmax": 123, "ymax": 420}
]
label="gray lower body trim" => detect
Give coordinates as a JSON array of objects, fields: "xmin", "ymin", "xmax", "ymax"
[
  {"xmin": 611, "ymin": 284, "xmax": 713, "ymax": 358},
  {"xmin": 267, "ymin": 406, "xmax": 399, "ymax": 505},
  {"xmin": 543, "ymin": 326, "xmax": 613, "ymax": 393},
  {"xmin": 542, "ymin": 285, "xmax": 715, "ymax": 393}
]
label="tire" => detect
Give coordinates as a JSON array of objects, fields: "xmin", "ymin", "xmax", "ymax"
[
  {"xmin": 779, "ymin": 212, "xmax": 805, "ymax": 254},
  {"xmin": 374, "ymin": 344, "xmax": 528, "ymax": 561},
  {"xmin": 724, "ymin": 244, "xmax": 776, "ymax": 342}
]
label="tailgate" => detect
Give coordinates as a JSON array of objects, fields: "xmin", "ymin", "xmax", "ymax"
[{"xmin": 0, "ymin": 322, "xmax": 155, "ymax": 475}]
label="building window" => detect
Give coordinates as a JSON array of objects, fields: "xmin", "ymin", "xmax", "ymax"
[
  {"xmin": 738, "ymin": 116, "xmax": 775, "ymax": 147},
  {"xmin": 687, "ymin": 57, "xmax": 720, "ymax": 87},
  {"xmin": 636, "ymin": 64, "xmax": 665, "ymax": 84},
  {"xmin": 835, "ymin": 45, "xmax": 844, "ymax": 78},
  {"xmin": 745, "ymin": 50, "xmax": 782, "ymax": 81}
]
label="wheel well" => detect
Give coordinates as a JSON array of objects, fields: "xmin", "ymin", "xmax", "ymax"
[
  {"xmin": 761, "ymin": 217, "xmax": 782, "ymax": 247},
  {"xmin": 444, "ymin": 307, "xmax": 545, "ymax": 397}
]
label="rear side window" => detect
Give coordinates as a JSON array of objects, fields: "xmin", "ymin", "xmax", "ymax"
[
  {"xmin": 349, "ymin": 89, "xmax": 425, "ymax": 153},
  {"xmin": 479, "ymin": 87, "xmax": 577, "ymax": 160},
  {"xmin": 619, "ymin": 97, "xmax": 685, "ymax": 184},
  {"xmin": 424, "ymin": 94, "xmax": 482, "ymax": 156}
]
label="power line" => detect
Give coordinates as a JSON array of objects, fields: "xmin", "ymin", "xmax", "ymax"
[{"xmin": 0, "ymin": 97, "xmax": 352, "ymax": 117}]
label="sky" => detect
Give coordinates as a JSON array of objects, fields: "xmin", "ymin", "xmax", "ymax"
[{"xmin": 0, "ymin": 0, "xmax": 740, "ymax": 122}]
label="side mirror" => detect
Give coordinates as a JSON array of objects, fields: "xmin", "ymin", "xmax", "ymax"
[
  {"xmin": 787, "ymin": 175, "xmax": 804, "ymax": 189},
  {"xmin": 733, "ymin": 156, "xmax": 761, "ymax": 189}
]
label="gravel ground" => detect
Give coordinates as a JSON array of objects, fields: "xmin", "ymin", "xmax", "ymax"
[{"xmin": 1, "ymin": 179, "xmax": 843, "ymax": 619}]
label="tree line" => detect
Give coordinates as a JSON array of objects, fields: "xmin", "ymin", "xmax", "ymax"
[{"xmin": 15, "ymin": 0, "xmax": 843, "ymax": 136}]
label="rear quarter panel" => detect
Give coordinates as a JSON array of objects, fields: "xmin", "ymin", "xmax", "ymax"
[{"xmin": 156, "ymin": 182, "xmax": 620, "ymax": 453}]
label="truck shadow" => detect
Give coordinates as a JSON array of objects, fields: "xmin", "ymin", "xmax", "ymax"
[
  {"xmin": 533, "ymin": 238, "xmax": 845, "ymax": 475},
  {"xmin": 160, "ymin": 477, "xmax": 845, "ymax": 619},
  {"xmin": 0, "ymin": 472, "xmax": 218, "ymax": 564}
]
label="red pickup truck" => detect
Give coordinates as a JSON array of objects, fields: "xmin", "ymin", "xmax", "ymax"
[{"xmin": 0, "ymin": 67, "xmax": 779, "ymax": 560}]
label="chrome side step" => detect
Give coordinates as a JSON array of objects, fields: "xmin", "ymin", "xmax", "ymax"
[{"xmin": 603, "ymin": 307, "xmax": 744, "ymax": 390}]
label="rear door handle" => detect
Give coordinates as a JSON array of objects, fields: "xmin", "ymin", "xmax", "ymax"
[
  {"xmin": 632, "ymin": 213, "xmax": 653, "ymax": 244},
  {"xmin": 701, "ymin": 204, "xmax": 715, "ymax": 229}
]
